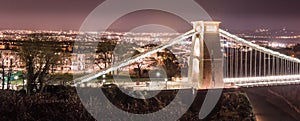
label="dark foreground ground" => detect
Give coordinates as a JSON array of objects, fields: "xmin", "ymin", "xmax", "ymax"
[{"xmin": 0, "ymin": 85, "xmax": 255, "ymax": 121}]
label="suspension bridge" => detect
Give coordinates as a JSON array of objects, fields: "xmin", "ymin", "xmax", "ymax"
[{"xmin": 73, "ymin": 21, "xmax": 300, "ymax": 89}]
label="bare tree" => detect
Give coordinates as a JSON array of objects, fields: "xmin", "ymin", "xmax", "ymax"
[
  {"xmin": 17, "ymin": 40, "xmax": 60, "ymax": 94},
  {"xmin": 0, "ymin": 53, "xmax": 4, "ymax": 90},
  {"xmin": 95, "ymin": 41, "xmax": 116, "ymax": 69}
]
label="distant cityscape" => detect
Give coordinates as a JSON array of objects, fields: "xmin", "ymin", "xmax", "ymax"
[{"xmin": 0, "ymin": 28, "xmax": 300, "ymax": 75}]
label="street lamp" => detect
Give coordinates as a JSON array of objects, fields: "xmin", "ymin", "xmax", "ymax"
[
  {"xmin": 16, "ymin": 74, "xmax": 25, "ymax": 90},
  {"xmin": 156, "ymin": 72, "xmax": 161, "ymax": 77},
  {"xmin": 102, "ymin": 74, "xmax": 106, "ymax": 85},
  {"xmin": 14, "ymin": 76, "xmax": 19, "ymax": 80},
  {"xmin": 164, "ymin": 78, "xmax": 168, "ymax": 89},
  {"xmin": 13, "ymin": 75, "xmax": 19, "ymax": 90}
]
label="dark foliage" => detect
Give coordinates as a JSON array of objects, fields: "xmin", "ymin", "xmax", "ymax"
[{"xmin": 0, "ymin": 86, "xmax": 255, "ymax": 121}]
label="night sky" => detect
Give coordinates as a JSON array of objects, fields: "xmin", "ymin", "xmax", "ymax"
[{"xmin": 0, "ymin": 0, "xmax": 299, "ymax": 32}]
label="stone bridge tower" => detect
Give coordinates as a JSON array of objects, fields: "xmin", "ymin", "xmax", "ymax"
[{"xmin": 188, "ymin": 21, "xmax": 223, "ymax": 89}]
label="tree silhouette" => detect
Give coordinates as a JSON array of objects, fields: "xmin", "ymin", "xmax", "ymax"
[
  {"xmin": 16, "ymin": 39, "xmax": 60, "ymax": 94},
  {"xmin": 130, "ymin": 44, "xmax": 180, "ymax": 78},
  {"xmin": 95, "ymin": 42, "xmax": 116, "ymax": 69}
]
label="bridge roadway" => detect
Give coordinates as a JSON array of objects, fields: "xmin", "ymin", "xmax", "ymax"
[
  {"xmin": 77, "ymin": 78, "xmax": 300, "ymax": 90},
  {"xmin": 224, "ymin": 75, "xmax": 300, "ymax": 87}
]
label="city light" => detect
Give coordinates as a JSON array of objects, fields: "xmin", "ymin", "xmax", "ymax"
[
  {"xmin": 14, "ymin": 76, "xmax": 19, "ymax": 80},
  {"xmin": 220, "ymin": 29, "xmax": 300, "ymax": 63},
  {"xmin": 156, "ymin": 72, "xmax": 161, "ymax": 77}
]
